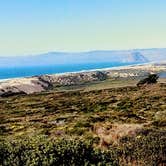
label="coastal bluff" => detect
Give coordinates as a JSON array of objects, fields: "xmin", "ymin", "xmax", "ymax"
[
  {"xmin": 0, "ymin": 71, "xmax": 107, "ymax": 97},
  {"xmin": 0, "ymin": 63, "xmax": 165, "ymax": 97}
]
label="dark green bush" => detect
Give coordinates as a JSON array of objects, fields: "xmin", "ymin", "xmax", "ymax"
[
  {"xmin": 0, "ymin": 137, "xmax": 118, "ymax": 166},
  {"xmin": 0, "ymin": 131, "xmax": 166, "ymax": 166},
  {"xmin": 119, "ymin": 130, "xmax": 166, "ymax": 165},
  {"xmin": 137, "ymin": 74, "xmax": 159, "ymax": 87}
]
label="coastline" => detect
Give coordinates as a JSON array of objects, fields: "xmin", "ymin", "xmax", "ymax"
[
  {"xmin": 0, "ymin": 62, "xmax": 166, "ymax": 96},
  {"xmin": 0, "ymin": 62, "xmax": 155, "ymax": 82}
]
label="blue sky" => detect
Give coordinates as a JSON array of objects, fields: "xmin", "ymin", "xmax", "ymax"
[{"xmin": 0, "ymin": 0, "xmax": 166, "ymax": 56}]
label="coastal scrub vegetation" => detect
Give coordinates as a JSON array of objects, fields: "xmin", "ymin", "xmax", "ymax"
[{"xmin": 0, "ymin": 79, "xmax": 166, "ymax": 165}]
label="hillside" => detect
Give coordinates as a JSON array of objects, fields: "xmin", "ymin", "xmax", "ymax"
[{"xmin": 0, "ymin": 77, "xmax": 166, "ymax": 165}]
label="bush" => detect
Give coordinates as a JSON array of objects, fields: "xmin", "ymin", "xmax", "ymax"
[
  {"xmin": 118, "ymin": 130, "xmax": 166, "ymax": 165},
  {"xmin": 0, "ymin": 137, "xmax": 118, "ymax": 166},
  {"xmin": 137, "ymin": 74, "xmax": 159, "ymax": 87},
  {"xmin": 0, "ymin": 131, "xmax": 166, "ymax": 166}
]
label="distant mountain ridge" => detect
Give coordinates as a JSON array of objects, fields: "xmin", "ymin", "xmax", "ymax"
[
  {"xmin": 122, "ymin": 52, "xmax": 148, "ymax": 63},
  {"xmin": 0, "ymin": 48, "xmax": 166, "ymax": 67}
]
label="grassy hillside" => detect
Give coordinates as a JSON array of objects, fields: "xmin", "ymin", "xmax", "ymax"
[{"xmin": 0, "ymin": 78, "xmax": 166, "ymax": 165}]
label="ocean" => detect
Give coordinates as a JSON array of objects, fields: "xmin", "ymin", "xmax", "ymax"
[{"xmin": 0, "ymin": 62, "xmax": 142, "ymax": 80}]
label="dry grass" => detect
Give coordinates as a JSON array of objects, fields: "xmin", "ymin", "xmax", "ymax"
[{"xmin": 93, "ymin": 123, "xmax": 146, "ymax": 147}]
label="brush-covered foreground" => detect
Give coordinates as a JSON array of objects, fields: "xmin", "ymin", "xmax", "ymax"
[{"xmin": 0, "ymin": 79, "xmax": 166, "ymax": 165}]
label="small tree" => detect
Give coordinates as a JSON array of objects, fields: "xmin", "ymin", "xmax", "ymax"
[{"xmin": 137, "ymin": 74, "xmax": 159, "ymax": 87}]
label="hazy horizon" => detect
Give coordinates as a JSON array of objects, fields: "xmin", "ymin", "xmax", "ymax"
[
  {"xmin": 0, "ymin": 47, "xmax": 166, "ymax": 57},
  {"xmin": 0, "ymin": 0, "xmax": 166, "ymax": 56}
]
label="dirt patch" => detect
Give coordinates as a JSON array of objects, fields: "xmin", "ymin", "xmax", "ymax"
[{"xmin": 93, "ymin": 123, "xmax": 146, "ymax": 148}]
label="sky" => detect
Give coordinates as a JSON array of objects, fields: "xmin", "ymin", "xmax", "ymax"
[{"xmin": 0, "ymin": 0, "xmax": 166, "ymax": 56}]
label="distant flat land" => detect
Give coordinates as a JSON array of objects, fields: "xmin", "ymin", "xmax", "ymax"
[{"xmin": 53, "ymin": 77, "xmax": 166, "ymax": 92}]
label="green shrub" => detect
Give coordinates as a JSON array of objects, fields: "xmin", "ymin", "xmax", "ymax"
[
  {"xmin": 0, "ymin": 130, "xmax": 166, "ymax": 166},
  {"xmin": 118, "ymin": 130, "xmax": 166, "ymax": 165},
  {"xmin": 0, "ymin": 137, "xmax": 118, "ymax": 166}
]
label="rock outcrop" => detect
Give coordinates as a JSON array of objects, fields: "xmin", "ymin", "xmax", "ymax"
[{"xmin": 39, "ymin": 71, "xmax": 107, "ymax": 86}]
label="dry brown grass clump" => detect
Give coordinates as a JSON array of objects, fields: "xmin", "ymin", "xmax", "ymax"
[{"xmin": 93, "ymin": 123, "xmax": 145, "ymax": 147}]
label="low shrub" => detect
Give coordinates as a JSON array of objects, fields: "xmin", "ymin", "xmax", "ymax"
[{"xmin": 0, "ymin": 137, "xmax": 118, "ymax": 166}]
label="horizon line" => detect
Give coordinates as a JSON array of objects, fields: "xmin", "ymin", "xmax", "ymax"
[{"xmin": 0, "ymin": 47, "xmax": 166, "ymax": 57}]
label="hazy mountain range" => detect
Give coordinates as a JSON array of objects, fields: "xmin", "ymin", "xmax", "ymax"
[{"xmin": 0, "ymin": 48, "xmax": 166, "ymax": 67}]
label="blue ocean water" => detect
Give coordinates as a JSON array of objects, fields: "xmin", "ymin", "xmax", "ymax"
[
  {"xmin": 0, "ymin": 62, "xmax": 140, "ymax": 80},
  {"xmin": 159, "ymin": 71, "xmax": 166, "ymax": 78}
]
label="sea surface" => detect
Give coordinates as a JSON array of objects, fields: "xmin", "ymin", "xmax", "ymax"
[
  {"xmin": 159, "ymin": 71, "xmax": 166, "ymax": 78},
  {"xmin": 0, "ymin": 62, "xmax": 143, "ymax": 80}
]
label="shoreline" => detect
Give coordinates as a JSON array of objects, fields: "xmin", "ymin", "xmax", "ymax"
[
  {"xmin": 0, "ymin": 62, "xmax": 155, "ymax": 82},
  {"xmin": 0, "ymin": 62, "xmax": 165, "ymax": 96}
]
